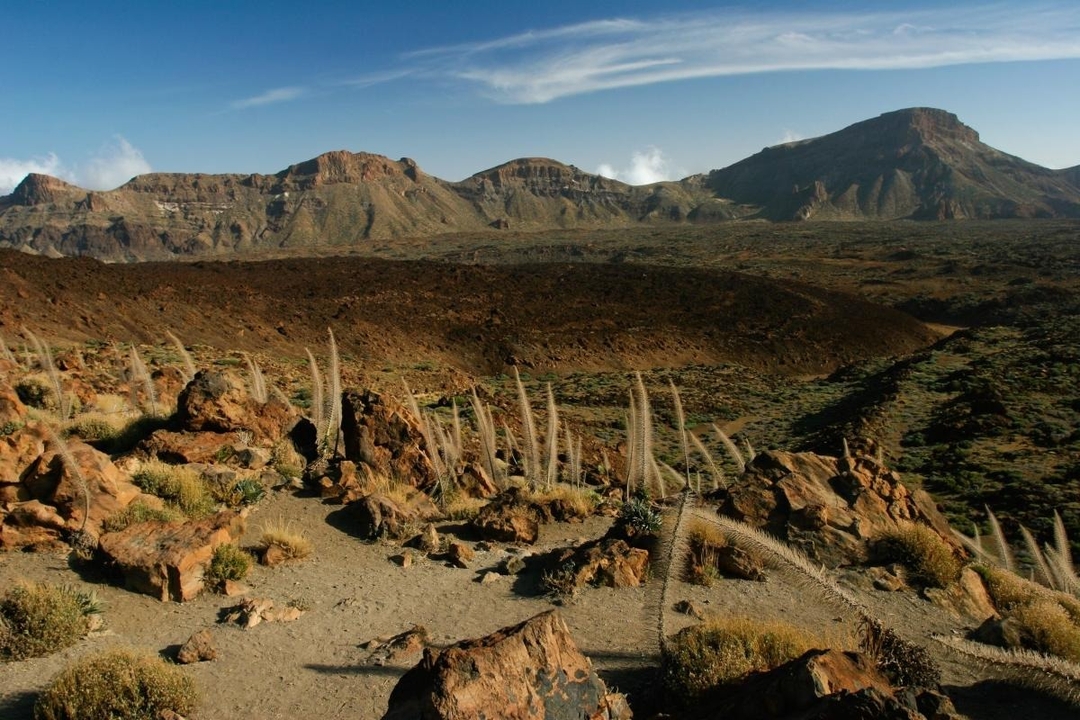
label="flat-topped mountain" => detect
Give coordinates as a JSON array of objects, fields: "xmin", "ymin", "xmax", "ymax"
[
  {"xmin": 2, "ymin": 107, "xmax": 1078, "ymax": 261},
  {"xmin": 708, "ymin": 108, "xmax": 1080, "ymax": 220}
]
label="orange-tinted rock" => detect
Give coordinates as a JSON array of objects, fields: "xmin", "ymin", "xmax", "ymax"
[
  {"xmin": 384, "ymin": 610, "xmax": 631, "ymax": 720},
  {"xmin": 471, "ymin": 488, "xmax": 540, "ymax": 545},
  {"xmin": 176, "ymin": 371, "xmax": 297, "ymax": 445},
  {"xmin": 340, "ymin": 389, "xmax": 437, "ymax": 491},
  {"xmin": 98, "ymin": 511, "xmax": 245, "ymax": 602}
]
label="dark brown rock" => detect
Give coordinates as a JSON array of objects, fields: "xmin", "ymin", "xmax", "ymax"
[
  {"xmin": 383, "ymin": 610, "xmax": 630, "ymax": 720},
  {"xmin": 471, "ymin": 488, "xmax": 540, "ymax": 544},
  {"xmin": 447, "ymin": 541, "xmax": 474, "ymax": 569},
  {"xmin": 547, "ymin": 537, "xmax": 650, "ymax": 590},
  {"xmin": 176, "ymin": 371, "xmax": 297, "ymax": 444},
  {"xmin": 347, "ymin": 490, "xmax": 442, "ymax": 541},
  {"xmin": 340, "ymin": 389, "xmax": 438, "ymax": 491}
]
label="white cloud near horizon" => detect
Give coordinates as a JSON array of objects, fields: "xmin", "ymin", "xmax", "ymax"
[
  {"xmin": 411, "ymin": 4, "xmax": 1080, "ymax": 103},
  {"xmin": 231, "ymin": 86, "xmax": 306, "ymax": 109},
  {"xmin": 596, "ymin": 147, "xmax": 680, "ymax": 185},
  {"xmin": 0, "ymin": 136, "xmax": 152, "ymax": 194}
]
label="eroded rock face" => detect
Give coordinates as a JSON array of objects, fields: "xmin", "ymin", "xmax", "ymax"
[
  {"xmin": 383, "ymin": 610, "xmax": 631, "ymax": 720},
  {"xmin": 98, "ymin": 511, "xmax": 245, "ymax": 602},
  {"xmin": 471, "ymin": 487, "xmax": 541, "ymax": 544},
  {"xmin": 346, "ymin": 490, "xmax": 442, "ymax": 541},
  {"xmin": 340, "ymin": 389, "xmax": 437, "ymax": 491},
  {"xmin": 545, "ymin": 537, "xmax": 650, "ymax": 590},
  {"xmin": 0, "ymin": 379, "xmax": 27, "ymax": 428},
  {"xmin": 717, "ymin": 451, "xmax": 958, "ymax": 566},
  {"xmin": 176, "ymin": 371, "xmax": 297, "ymax": 445}
]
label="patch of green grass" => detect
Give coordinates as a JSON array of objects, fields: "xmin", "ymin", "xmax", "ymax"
[
  {"xmin": 0, "ymin": 582, "xmax": 100, "ymax": 662},
  {"xmin": 102, "ymin": 500, "xmax": 184, "ymax": 533}
]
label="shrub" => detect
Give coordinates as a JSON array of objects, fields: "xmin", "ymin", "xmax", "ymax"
[
  {"xmin": 257, "ymin": 519, "xmax": 313, "ymax": 563},
  {"xmin": 205, "ymin": 544, "xmax": 251, "ymax": 587},
  {"xmin": 859, "ymin": 618, "xmax": 941, "ymax": 688},
  {"xmin": 132, "ymin": 461, "xmax": 216, "ymax": 518},
  {"xmin": 14, "ymin": 376, "xmax": 53, "ymax": 409},
  {"xmin": 663, "ymin": 616, "xmax": 819, "ymax": 699},
  {"xmin": 875, "ymin": 522, "xmax": 962, "ymax": 588},
  {"xmin": 102, "ymin": 501, "xmax": 184, "ymax": 533},
  {"xmin": 63, "ymin": 414, "xmax": 123, "ymax": 443},
  {"xmin": 34, "ymin": 648, "xmax": 197, "ymax": 720},
  {"xmin": 0, "ymin": 582, "xmax": 100, "ymax": 661},
  {"xmin": 618, "ymin": 496, "xmax": 662, "ymax": 538},
  {"xmin": 1012, "ymin": 600, "xmax": 1080, "ymax": 662},
  {"xmin": 525, "ymin": 483, "xmax": 599, "ymax": 520},
  {"xmin": 686, "ymin": 518, "xmax": 729, "ymax": 587}
]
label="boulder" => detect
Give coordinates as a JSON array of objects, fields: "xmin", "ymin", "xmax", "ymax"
[
  {"xmin": 717, "ymin": 451, "xmax": 959, "ymax": 567},
  {"xmin": 0, "ymin": 379, "xmax": 27, "ymax": 429},
  {"xmin": 364, "ymin": 625, "xmax": 429, "ymax": 667},
  {"xmin": 383, "ymin": 610, "xmax": 631, "ymax": 720},
  {"xmin": 98, "ymin": 511, "xmax": 245, "ymax": 602},
  {"xmin": 923, "ymin": 567, "xmax": 999, "ymax": 623},
  {"xmin": 340, "ymin": 390, "xmax": 438, "ymax": 491},
  {"xmin": 347, "ymin": 490, "xmax": 442, "ymax": 541},
  {"xmin": 447, "ymin": 541, "xmax": 474, "ymax": 569},
  {"xmin": 0, "ymin": 499, "xmax": 69, "ymax": 550},
  {"xmin": 177, "ymin": 629, "xmax": 218, "ymax": 664},
  {"xmin": 176, "ymin": 370, "xmax": 297, "ymax": 445},
  {"xmin": 546, "ymin": 537, "xmax": 650, "ymax": 591},
  {"xmin": 137, "ymin": 429, "xmax": 238, "ymax": 465},
  {"xmin": 19, "ymin": 437, "xmax": 144, "ymax": 537},
  {"xmin": 471, "ymin": 488, "xmax": 541, "ymax": 544},
  {"xmin": 0, "ymin": 423, "xmax": 48, "ymax": 503}
]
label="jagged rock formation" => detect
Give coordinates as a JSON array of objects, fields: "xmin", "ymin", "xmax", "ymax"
[{"xmin": 3, "ymin": 107, "xmax": 1078, "ymax": 261}]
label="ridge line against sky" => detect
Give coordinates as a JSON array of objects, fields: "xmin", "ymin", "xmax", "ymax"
[{"xmin": 2, "ymin": 1, "xmax": 1079, "ymax": 193}]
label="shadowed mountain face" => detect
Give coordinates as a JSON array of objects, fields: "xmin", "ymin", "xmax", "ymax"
[
  {"xmin": 707, "ymin": 108, "xmax": 1080, "ymax": 221},
  {"xmin": 2, "ymin": 108, "xmax": 1078, "ymax": 261}
]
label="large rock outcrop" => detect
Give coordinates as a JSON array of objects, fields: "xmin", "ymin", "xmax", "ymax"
[
  {"xmin": 175, "ymin": 370, "xmax": 297, "ymax": 445},
  {"xmin": 340, "ymin": 389, "xmax": 437, "ymax": 490},
  {"xmin": 717, "ymin": 450, "xmax": 957, "ymax": 567},
  {"xmin": 383, "ymin": 610, "xmax": 631, "ymax": 720}
]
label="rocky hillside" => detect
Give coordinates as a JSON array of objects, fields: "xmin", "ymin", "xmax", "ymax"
[
  {"xmin": 2, "ymin": 107, "xmax": 1078, "ymax": 261},
  {"xmin": 707, "ymin": 108, "xmax": 1080, "ymax": 221}
]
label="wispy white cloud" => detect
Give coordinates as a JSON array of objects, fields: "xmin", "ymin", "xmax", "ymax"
[
  {"xmin": 0, "ymin": 153, "xmax": 73, "ymax": 194},
  {"xmin": 410, "ymin": 5, "xmax": 1080, "ymax": 103},
  {"xmin": 780, "ymin": 129, "xmax": 805, "ymax": 144},
  {"xmin": 596, "ymin": 147, "xmax": 680, "ymax": 185},
  {"xmin": 80, "ymin": 136, "xmax": 152, "ymax": 190},
  {"xmin": 340, "ymin": 69, "xmax": 416, "ymax": 88},
  {"xmin": 231, "ymin": 86, "xmax": 306, "ymax": 109},
  {"xmin": 0, "ymin": 136, "xmax": 152, "ymax": 194}
]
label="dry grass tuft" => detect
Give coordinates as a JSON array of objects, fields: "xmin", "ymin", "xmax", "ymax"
[
  {"xmin": 34, "ymin": 648, "xmax": 197, "ymax": 720},
  {"xmin": 875, "ymin": 522, "xmax": 962, "ymax": 588},
  {"xmin": 1012, "ymin": 600, "xmax": 1080, "ymax": 663},
  {"xmin": 132, "ymin": 461, "xmax": 216, "ymax": 519},
  {"xmin": 686, "ymin": 518, "xmax": 728, "ymax": 586},
  {"xmin": 525, "ymin": 483, "xmax": 598, "ymax": 519},
  {"xmin": 102, "ymin": 500, "xmax": 184, "ymax": 533},
  {"xmin": 662, "ymin": 616, "xmax": 820, "ymax": 699},
  {"xmin": 257, "ymin": 518, "xmax": 314, "ymax": 562}
]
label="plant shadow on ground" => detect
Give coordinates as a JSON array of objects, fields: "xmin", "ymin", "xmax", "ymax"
[{"xmin": 0, "ymin": 690, "xmax": 36, "ymax": 720}]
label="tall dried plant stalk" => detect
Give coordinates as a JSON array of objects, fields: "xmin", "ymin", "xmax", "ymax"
[
  {"xmin": 471, "ymin": 390, "xmax": 503, "ymax": 488},
  {"xmin": 404, "ymin": 381, "xmax": 447, "ymax": 486},
  {"xmin": 0, "ymin": 330, "xmax": 17, "ymax": 365},
  {"xmin": 24, "ymin": 327, "xmax": 70, "ymax": 419},
  {"xmin": 129, "ymin": 346, "xmax": 157, "ymax": 416},
  {"xmin": 986, "ymin": 506, "xmax": 1018, "ymax": 573},
  {"xmin": 933, "ymin": 636, "xmax": 1080, "ymax": 705},
  {"xmin": 244, "ymin": 353, "xmax": 268, "ymax": 404},
  {"xmin": 713, "ymin": 424, "xmax": 745, "ymax": 474},
  {"xmin": 326, "ymin": 329, "xmax": 342, "ymax": 453},
  {"xmin": 514, "ymin": 368, "xmax": 541, "ymax": 487},
  {"xmin": 544, "ymin": 384, "xmax": 560, "ymax": 489},
  {"xmin": 305, "ymin": 348, "xmax": 325, "ymax": 434},
  {"xmin": 166, "ymin": 330, "xmax": 197, "ymax": 385},
  {"xmin": 690, "ymin": 432, "xmax": 724, "ymax": 490},
  {"xmin": 1020, "ymin": 524, "xmax": 1056, "ymax": 589},
  {"xmin": 669, "ymin": 381, "xmax": 691, "ymax": 486}
]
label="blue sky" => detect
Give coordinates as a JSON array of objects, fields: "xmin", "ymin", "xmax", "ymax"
[{"xmin": 2, "ymin": 1, "xmax": 1079, "ymax": 192}]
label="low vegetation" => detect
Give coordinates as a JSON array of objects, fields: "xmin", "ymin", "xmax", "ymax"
[
  {"xmin": 132, "ymin": 461, "xmax": 216, "ymax": 518},
  {"xmin": 257, "ymin": 518, "xmax": 314, "ymax": 563},
  {"xmin": 205, "ymin": 543, "xmax": 252, "ymax": 587},
  {"xmin": 102, "ymin": 500, "xmax": 184, "ymax": 533},
  {"xmin": 875, "ymin": 522, "xmax": 962, "ymax": 588},
  {"xmin": 33, "ymin": 648, "xmax": 198, "ymax": 720},
  {"xmin": 0, "ymin": 581, "xmax": 102, "ymax": 662},
  {"xmin": 685, "ymin": 518, "xmax": 729, "ymax": 586},
  {"xmin": 662, "ymin": 616, "xmax": 819, "ymax": 699}
]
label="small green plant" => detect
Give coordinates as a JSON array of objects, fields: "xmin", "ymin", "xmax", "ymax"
[
  {"xmin": 618, "ymin": 496, "xmax": 662, "ymax": 538},
  {"xmin": 33, "ymin": 648, "xmax": 197, "ymax": 720},
  {"xmin": 875, "ymin": 522, "xmax": 962, "ymax": 588},
  {"xmin": 231, "ymin": 478, "xmax": 266, "ymax": 506},
  {"xmin": 205, "ymin": 544, "xmax": 251, "ymax": 587},
  {"xmin": 0, "ymin": 582, "xmax": 100, "ymax": 661},
  {"xmin": 102, "ymin": 500, "xmax": 184, "ymax": 533},
  {"xmin": 662, "ymin": 616, "xmax": 819, "ymax": 699}
]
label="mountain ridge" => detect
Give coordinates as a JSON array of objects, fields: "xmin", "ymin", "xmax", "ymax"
[{"xmin": 3, "ymin": 107, "xmax": 1079, "ymax": 261}]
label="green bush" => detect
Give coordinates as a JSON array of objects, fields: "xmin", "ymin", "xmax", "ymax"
[
  {"xmin": 618, "ymin": 496, "xmax": 662, "ymax": 538},
  {"xmin": 663, "ymin": 616, "xmax": 818, "ymax": 699},
  {"xmin": 0, "ymin": 582, "xmax": 100, "ymax": 661},
  {"xmin": 875, "ymin": 522, "xmax": 962, "ymax": 588},
  {"xmin": 34, "ymin": 648, "xmax": 197, "ymax": 720},
  {"xmin": 205, "ymin": 544, "xmax": 251, "ymax": 587},
  {"xmin": 14, "ymin": 377, "xmax": 52, "ymax": 409}
]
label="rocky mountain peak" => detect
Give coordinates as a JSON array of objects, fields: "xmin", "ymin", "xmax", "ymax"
[
  {"xmin": 274, "ymin": 150, "xmax": 418, "ymax": 191},
  {"xmin": 8, "ymin": 173, "xmax": 83, "ymax": 207}
]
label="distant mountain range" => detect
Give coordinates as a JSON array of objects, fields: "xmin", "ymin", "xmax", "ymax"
[{"xmin": 2, "ymin": 107, "xmax": 1078, "ymax": 261}]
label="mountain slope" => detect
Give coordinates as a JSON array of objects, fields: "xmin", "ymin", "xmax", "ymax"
[
  {"xmin": 1, "ymin": 107, "xmax": 1078, "ymax": 262},
  {"xmin": 707, "ymin": 108, "xmax": 1080, "ymax": 220}
]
